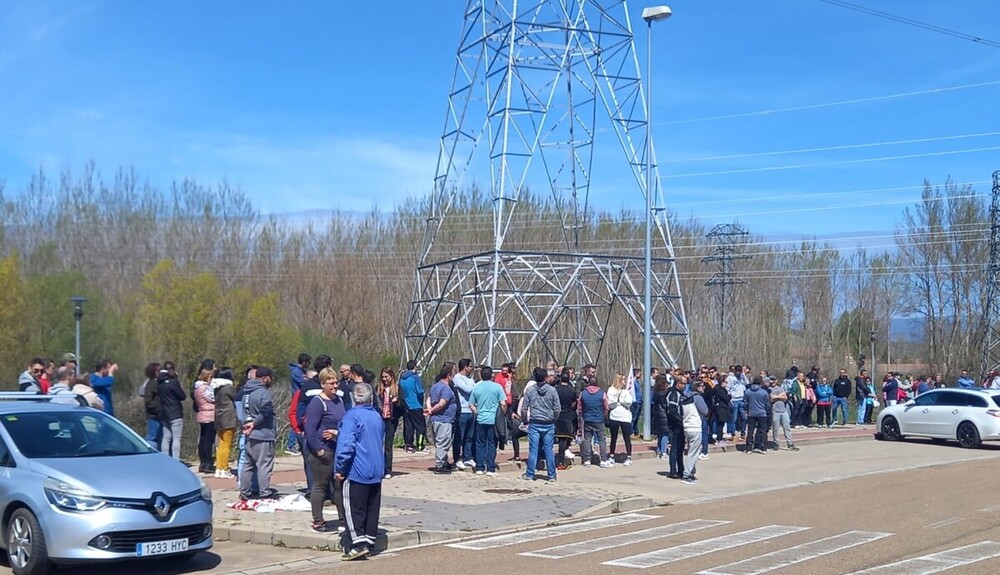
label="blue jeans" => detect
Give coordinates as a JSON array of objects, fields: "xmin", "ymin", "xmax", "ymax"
[
  {"xmin": 145, "ymin": 418, "xmax": 162, "ymax": 450},
  {"xmin": 526, "ymin": 423, "xmax": 556, "ymax": 479},
  {"xmin": 475, "ymin": 422, "xmax": 497, "ymax": 472},
  {"xmin": 458, "ymin": 412, "xmax": 476, "ymax": 462},
  {"xmin": 630, "ymin": 402, "xmax": 642, "ymax": 433},
  {"xmin": 832, "ymin": 397, "xmax": 848, "ymax": 424},
  {"xmin": 856, "ymin": 399, "xmax": 867, "ymax": 424},
  {"xmin": 656, "ymin": 432, "xmax": 670, "ymax": 455},
  {"xmin": 286, "ymin": 432, "xmax": 299, "ymax": 452},
  {"xmin": 730, "ymin": 400, "xmax": 745, "ymax": 434}
]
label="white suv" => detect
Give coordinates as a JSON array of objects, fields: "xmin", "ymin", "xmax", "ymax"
[{"xmin": 876, "ymin": 388, "xmax": 1000, "ymax": 448}]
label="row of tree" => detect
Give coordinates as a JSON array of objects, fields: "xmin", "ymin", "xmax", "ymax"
[{"xmin": 0, "ymin": 166, "xmax": 991, "ymax": 412}]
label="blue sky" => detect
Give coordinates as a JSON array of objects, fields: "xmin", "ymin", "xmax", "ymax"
[{"xmin": 1, "ymin": 0, "xmax": 999, "ymax": 247}]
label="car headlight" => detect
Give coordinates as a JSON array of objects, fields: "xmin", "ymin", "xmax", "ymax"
[
  {"xmin": 199, "ymin": 478, "xmax": 212, "ymax": 503},
  {"xmin": 44, "ymin": 477, "xmax": 107, "ymax": 512}
]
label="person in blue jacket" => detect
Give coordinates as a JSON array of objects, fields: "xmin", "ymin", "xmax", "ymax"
[
  {"xmin": 335, "ymin": 382, "xmax": 385, "ymax": 561},
  {"xmin": 399, "ymin": 360, "xmax": 426, "ymax": 452}
]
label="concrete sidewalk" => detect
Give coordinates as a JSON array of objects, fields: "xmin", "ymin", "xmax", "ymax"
[{"xmin": 207, "ymin": 423, "xmax": 881, "ymax": 553}]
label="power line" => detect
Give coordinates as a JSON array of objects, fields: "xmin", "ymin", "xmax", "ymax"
[
  {"xmin": 670, "ymin": 131, "xmax": 1000, "ymax": 164},
  {"xmin": 658, "ymin": 80, "xmax": 1000, "ymax": 126},
  {"xmin": 818, "ymin": 0, "xmax": 1000, "ymax": 49},
  {"xmin": 665, "ymin": 146, "xmax": 1000, "ymax": 179}
]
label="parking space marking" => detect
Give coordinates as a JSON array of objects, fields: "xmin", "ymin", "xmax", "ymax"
[
  {"xmin": 446, "ymin": 513, "xmax": 658, "ymax": 550},
  {"xmin": 520, "ymin": 519, "xmax": 731, "ymax": 559},
  {"xmin": 845, "ymin": 541, "xmax": 1000, "ymax": 575},
  {"xmin": 698, "ymin": 530, "xmax": 891, "ymax": 575},
  {"xmin": 603, "ymin": 525, "xmax": 809, "ymax": 569}
]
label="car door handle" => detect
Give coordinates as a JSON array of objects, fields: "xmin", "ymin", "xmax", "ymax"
[
  {"xmin": 922, "ymin": 409, "xmax": 929, "ymax": 413},
  {"xmin": 952, "ymin": 409, "xmax": 960, "ymax": 414}
]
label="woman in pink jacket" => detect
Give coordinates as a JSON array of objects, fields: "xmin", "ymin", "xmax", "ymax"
[{"xmin": 193, "ymin": 363, "xmax": 217, "ymax": 474}]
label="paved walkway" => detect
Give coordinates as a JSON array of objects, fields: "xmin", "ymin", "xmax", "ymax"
[{"xmin": 208, "ymin": 424, "xmax": 878, "ymax": 552}]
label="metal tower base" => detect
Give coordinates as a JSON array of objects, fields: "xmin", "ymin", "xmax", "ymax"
[{"xmin": 404, "ymin": 250, "xmax": 691, "ymax": 370}]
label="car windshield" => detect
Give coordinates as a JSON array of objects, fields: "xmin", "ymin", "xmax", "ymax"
[{"xmin": 1, "ymin": 410, "xmax": 153, "ymax": 458}]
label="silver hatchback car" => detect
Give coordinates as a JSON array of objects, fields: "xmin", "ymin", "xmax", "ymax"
[{"xmin": 0, "ymin": 396, "xmax": 213, "ymax": 575}]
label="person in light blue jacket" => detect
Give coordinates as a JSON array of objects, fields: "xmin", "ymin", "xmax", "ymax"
[
  {"xmin": 399, "ymin": 360, "xmax": 426, "ymax": 452},
  {"xmin": 334, "ymin": 383, "xmax": 385, "ymax": 561}
]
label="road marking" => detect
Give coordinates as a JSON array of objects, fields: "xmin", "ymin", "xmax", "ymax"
[
  {"xmin": 981, "ymin": 504, "xmax": 1000, "ymax": 513},
  {"xmin": 927, "ymin": 517, "xmax": 960, "ymax": 529},
  {"xmin": 520, "ymin": 519, "xmax": 731, "ymax": 559},
  {"xmin": 698, "ymin": 530, "xmax": 891, "ymax": 575},
  {"xmin": 845, "ymin": 541, "xmax": 1000, "ymax": 575},
  {"xmin": 446, "ymin": 513, "xmax": 658, "ymax": 550},
  {"xmin": 603, "ymin": 525, "xmax": 809, "ymax": 569}
]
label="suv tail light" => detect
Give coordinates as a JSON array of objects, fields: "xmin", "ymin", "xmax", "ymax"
[{"xmin": 987, "ymin": 409, "xmax": 1000, "ymax": 418}]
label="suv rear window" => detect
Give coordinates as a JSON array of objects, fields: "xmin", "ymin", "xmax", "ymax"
[{"xmin": 993, "ymin": 395, "xmax": 1000, "ymax": 408}]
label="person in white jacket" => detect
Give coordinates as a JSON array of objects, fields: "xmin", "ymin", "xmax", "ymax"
[{"xmin": 606, "ymin": 374, "xmax": 635, "ymax": 466}]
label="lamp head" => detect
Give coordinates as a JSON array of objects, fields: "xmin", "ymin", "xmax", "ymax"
[{"xmin": 642, "ymin": 5, "xmax": 672, "ymax": 23}]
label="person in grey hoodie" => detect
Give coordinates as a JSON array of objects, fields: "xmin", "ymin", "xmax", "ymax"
[
  {"xmin": 743, "ymin": 376, "xmax": 771, "ymax": 454},
  {"xmin": 519, "ymin": 367, "xmax": 561, "ymax": 482},
  {"xmin": 680, "ymin": 380, "xmax": 709, "ymax": 485},
  {"xmin": 240, "ymin": 366, "xmax": 277, "ymax": 500}
]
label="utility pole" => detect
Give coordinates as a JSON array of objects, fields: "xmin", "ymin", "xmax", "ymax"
[
  {"xmin": 702, "ymin": 223, "xmax": 751, "ymax": 358},
  {"xmin": 980, "ymin": 170, "xmax": 1000, "ymax": 382}
]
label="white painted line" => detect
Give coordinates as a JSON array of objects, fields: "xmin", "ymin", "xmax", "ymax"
[
  {"xmin": 927, "ymin": 517, "xmax": 960, "ymax": 529},
  {"xmin": 446, "ymin": 513, "xmax": 658, "ymax": 550},
  {"xmin": 698, "ymin": 530, "xmax": 891, "ymax": 575},
  {"xmin": 603, "ymin": 525, "xmax": 809, "ymax": 569},
  {"xmin": 845, "ymin": 541, "xmax": 1000, "ymax": 575},
  {"xmin": 981, "ymin": 504, "xmax": 1000, "ymax": 513},
  {"xmin": 520, "ymin": 519, "xmax": 731, "ymax": 559}
]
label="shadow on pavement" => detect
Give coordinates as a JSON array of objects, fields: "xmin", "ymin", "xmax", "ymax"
[{"xmin": 0, "ymin": 550, "xmax": 222, "ymax": 575}]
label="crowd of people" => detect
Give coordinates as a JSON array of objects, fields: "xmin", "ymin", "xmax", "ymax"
[{"xmin": 12, "ymin": 351, "xmax": 998, "ymax": 559}]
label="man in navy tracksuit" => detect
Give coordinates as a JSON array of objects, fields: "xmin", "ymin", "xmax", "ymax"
[{"xmin": 335, "ymin": 382, "xmax": 385, "ymax": 561}]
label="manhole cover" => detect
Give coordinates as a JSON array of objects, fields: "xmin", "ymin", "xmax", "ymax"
[{"xmin": 483, "ymin": 488, "xmax": 532, "ymax": 495}]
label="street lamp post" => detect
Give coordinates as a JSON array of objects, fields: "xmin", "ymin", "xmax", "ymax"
[
  {"xmin": 70, "ymin": 296, "xmax": 87, "ymax": 371},
  {"xmin": 641, "ymin": 5, "xmax": 672, "ymax": 441}
]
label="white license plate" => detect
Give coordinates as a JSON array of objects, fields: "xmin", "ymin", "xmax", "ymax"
[{"xmin": 136, "ymin": 537, "xmax": 188, "ymax": 557}]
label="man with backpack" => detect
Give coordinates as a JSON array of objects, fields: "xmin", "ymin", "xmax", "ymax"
[
  {"xmin": 664, "ymin": 374, "xmax": 687, "ymax": 479},
  {"xmin": 577, "ymin": 375, "xmax": 611, "ymax": 468}
]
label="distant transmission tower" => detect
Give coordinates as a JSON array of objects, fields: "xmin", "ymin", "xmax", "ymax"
[
  {"xmin": 702, "ymin": 223, "xmax": 751, "ymax": 354},
  {"xmin": 404, "ymin": 1, "xmax": 694, "ymax": 371},
  {"xmin": 979, "ymin": 170, "xmax": 1000, "ymax": 381}
]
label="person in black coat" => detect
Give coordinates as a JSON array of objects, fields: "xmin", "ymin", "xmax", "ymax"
[
  {"xmin": 651, "ymin": 375, "xmax": 672, "ymax": 458},
  {"xmin": 157, "ymin": 363, "xmax": 187, "ymax": 460},
  {"xmin": 711, "ymin": 381, "xmax": 733, "ymax": 441}
]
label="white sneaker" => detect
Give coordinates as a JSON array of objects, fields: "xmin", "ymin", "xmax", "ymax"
[
  {"xmin": 583, "ymin": 461, "xmax": 592, "ymax": 467},
  {"xmin": 698, "ymin": 453, "xmax": 709, "ymax": 460},
  {"xmin": 475, "ymin": 470, "xmax": 484, "ymax": 475},
  {"xmin": 216, "ymin": 469, "xmax": 235, "ymax": 480},
  {"xmin": 464, "ymin": 460, "xmax": 475, "ymax": 468},
  {"xmin": 383, "ymin": 473, "xmax": 392, "ymax": 480},
  {"xmin": 623, "ymin": 457, "xmax": 632, "ymax": 466},
  {"xmin": 599, "ymin": 460, "xmax": 613, "ymax": 468},
  {"xmin": 564, "ymin": 449, "xmax": 575, "ymax": 459},
  {"xmin": 711, "ymin": 433, "xmax": 718, "ymax": 440},
  {"xmin": 485, "ymin": 471, "xmax": 497, "ymax": 476},
  {"xmin": 455, "ymin": 460, "xmax": 467, "ymax": 471}
]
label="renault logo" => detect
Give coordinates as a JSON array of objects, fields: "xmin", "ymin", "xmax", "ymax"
[{"xmin": 153, "ymin": 495, "xmax": 171, "ymax": 518}]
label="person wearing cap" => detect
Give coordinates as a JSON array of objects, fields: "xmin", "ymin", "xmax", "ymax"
[{"xmin": 240, "ymin": 366, "xmax": 277, "ymax": 500}]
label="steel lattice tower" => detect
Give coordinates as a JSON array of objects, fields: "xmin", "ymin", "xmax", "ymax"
[
  {"xmin": 702, "ymin": 223, "xmax": 751, "ymax": 356},
  {"xmin": 404, "ymin": 0, "xmax": 694, "ymax": 370},
  {"xmin": 979, "ymin": 170, "xmax": 1000, "ymax": 381}
]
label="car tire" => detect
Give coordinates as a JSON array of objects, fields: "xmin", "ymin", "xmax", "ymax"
[
  {"xmin": 957, "ymin": 422, "xmax": 981, "ymax": 449},
  {"xmin": 6, "ymin": 508, "xmax": 52, "ymax": 575},
  {"xmin": 880, "ymin": 417, "xmax": 903, "ymax": 441}
]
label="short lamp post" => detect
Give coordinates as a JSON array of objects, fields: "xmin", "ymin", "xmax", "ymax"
[
  {"xmin": 869, "ymin": 328, "xmax": 877, "ymax": 386},
  {"xmin": 70, "ymin": 296, "xmax": 87, "ymax": 371}
]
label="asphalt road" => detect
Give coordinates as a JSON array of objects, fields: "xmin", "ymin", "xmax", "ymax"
[{"xmin": 289, "ymin": 455, "xmax": 1000, "ymax": 575}]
